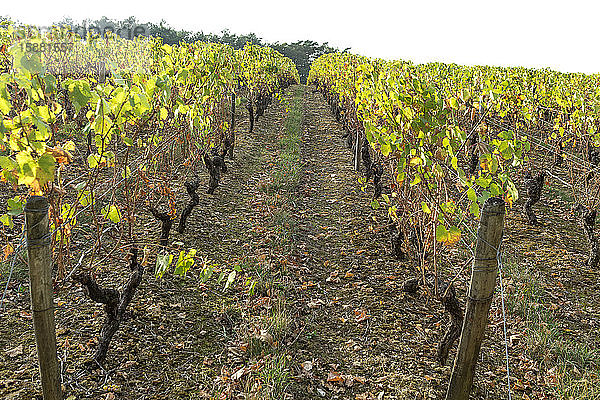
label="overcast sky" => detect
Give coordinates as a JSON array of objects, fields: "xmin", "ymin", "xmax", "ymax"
[{"xmin": 3, "ymin": 0, "xmax": 599, "ymax": 74}]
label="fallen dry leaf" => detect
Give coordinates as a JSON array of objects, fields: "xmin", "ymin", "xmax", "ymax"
[
  {"xmin": 19, "ymin": 311, "xmax": 32, "ymax": 319},
  {"xmin": 5, "ymin": 344, "xmax": 23, "ymax": 358},
  {"xmin": 231, "ymin": 367, "xmax": 246, "ymax": 380},
  {"xmin": 327, "ymin": 371, "xmax": 344, "ymax": 383},
  {"xmin": 307, "ymin": 299, "xmax": 325, "ymax": 308},
  {"xmin": 2, "ymin": 243, "xmax": 14, "ymax": 261},
  {"xmin": 355, "ymin": 309, "xmax": 370, "ymax": 323}
]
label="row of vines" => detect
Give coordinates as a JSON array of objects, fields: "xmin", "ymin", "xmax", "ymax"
[
  {"xmin": 308, "ymin": 52, "xmax": 600, "ymax": 363},
  {"xmin": 0, "ymin": 24, "xmax": 299, "ymax": 365}
]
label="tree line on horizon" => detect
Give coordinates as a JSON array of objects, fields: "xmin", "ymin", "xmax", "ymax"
[{"xmin": 1, "ymin": 15, "xmax": 340, "ymax": 83}]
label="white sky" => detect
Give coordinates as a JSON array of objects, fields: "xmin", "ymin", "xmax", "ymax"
[{"xmin": 3, "ymin": 0, "xmax": 600, "ymax": 74}]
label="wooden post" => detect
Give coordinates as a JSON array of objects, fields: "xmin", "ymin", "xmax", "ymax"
[
  {"xmin": 25, "ymin": 196, "xmax": 62, "ymax": 400},
  {"xmin": 229, "ymin": 91, "xmax": 236, "ymax": 159},
  {"xmin": 354, "ymin": 129, "xmax": 361, "ymax": 172},
  {"xmin": 248, "ymin": 101, "xmax": 254, "ymax": 133},
  {"xmin": 445, "ymin": 197, "xmax": 505, "ymax": 400},
  {"xmin": 98, "ymin": 61, "xmax": 106, "ymax": 84}
]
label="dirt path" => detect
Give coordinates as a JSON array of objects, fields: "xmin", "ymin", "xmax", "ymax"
[{"xmin": 286, "ymin": 87, "xmax": 452, "ymax": 400}]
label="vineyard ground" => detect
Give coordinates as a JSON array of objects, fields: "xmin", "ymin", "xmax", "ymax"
[{"xmin": 1, "ymin": 85, "xmax": 600, "ymax": 399}]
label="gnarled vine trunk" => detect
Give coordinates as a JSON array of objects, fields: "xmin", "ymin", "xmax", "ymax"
[
  {"xmin": 149, "ymin": 207, "xmax": 172, "ymax": 247},
  {"xmin": 437, "ymin": 283, "xmax": 464, "ymax": 366},
  {"xmin": 523, "ymin": 170, "xmax": 545, "ymax": 225},
  {"xmin": 372, "ymin": 162, "xmax": 383, "ymax": 199},
  {"xmin": 575, "ymin": 205, "xmax": 600, "ymax": 268},
  {"xmin": 468, "ymin": 145, "xmax": 479, "ymax": 176},
  {"xmin": 554, "ymin": 140, "xmax": 563, "ymax": 167},
  {"xmin": 75, "ymin": 248, "xmax": 143, "ymax": 366},
  {"xmin": 229, "ymin": 92, "xmax": 236, "ymax": 159},
  {"xmin": 178, "ymin": 178, "xmax": 201, "ymax": 234},
  {"xmin": 204, "ymin": 152, "xmax": 226, "ymax": 194},
  {"xmin": 389, "ymin": 222, "xmax": 407, "ymax": 260},
  {"xmin": 247, "ymin": 102, "xmax": 254, "ymax": 133},
  {"xmin": 361, "ymin": 141, "xmax": 373, "ymax": 182}
]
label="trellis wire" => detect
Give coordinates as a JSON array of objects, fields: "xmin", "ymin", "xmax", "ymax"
[{"xmin": 497, "ymin": 250, "xmax": 512, "ymax": 400}]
